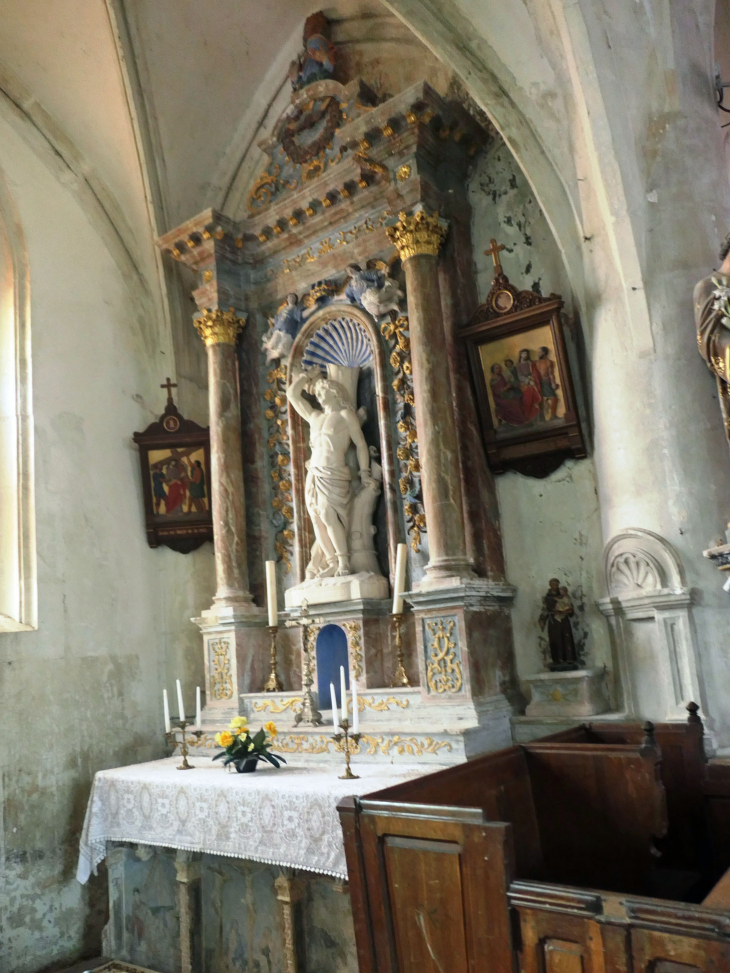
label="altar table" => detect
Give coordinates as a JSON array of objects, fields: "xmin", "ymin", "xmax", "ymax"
[{"xmin": 77, "ymin": 756, "xmax": 434, "ymax": 884}]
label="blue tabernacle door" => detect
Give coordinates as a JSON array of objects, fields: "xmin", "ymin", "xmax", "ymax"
[{"xmin": 316, "ymin": 624, "xmax": 350, "ymax": 710}]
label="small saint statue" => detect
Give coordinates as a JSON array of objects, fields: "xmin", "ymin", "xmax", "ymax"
[
  {"xmin": 345, "ymin": 263, "xmax": 403, "ymax": 320},
  {"xmin": 286, "ymin": 366, "xmax": 374, "ymax": 579},
  {"xmin": 694, "ymin": 233, "xmax": 730, "ymax": 452},
  {"xmin": 539, "ymin": 578, "xmax": 579, "ymax": 671}
]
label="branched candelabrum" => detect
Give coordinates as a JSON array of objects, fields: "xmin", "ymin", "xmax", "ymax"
[
  {"xmin": 390, "ymin": 612, "xmax": 411, "ymax": 687},
  {"xmin": 286, "ymin": 601, "xmax": 325, "ymax": 726},
  {"xmin": 333, "ymin": 717, "xmax": 361, "ymax": 779},
  {"xmin": 263, "ymin": 625, "xmax": 283, "ymax": 693},
  {"xmin": 166, "ymin": 719, "xmax": 203, "ymax": 770}
]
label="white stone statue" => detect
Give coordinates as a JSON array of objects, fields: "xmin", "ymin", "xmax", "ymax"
[{"xmin": 287, "ymin": 366, "xmax": 374, "ymax": 578}]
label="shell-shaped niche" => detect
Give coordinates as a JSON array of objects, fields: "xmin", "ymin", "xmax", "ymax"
[{"xmin": 302, "ymin": 315, "xmax": 374, "ymax": 370}]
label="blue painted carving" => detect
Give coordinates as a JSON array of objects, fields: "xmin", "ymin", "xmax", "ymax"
[
  {"xmin": 303, "ymin": 316, "xmax": 373, "ymax": 370},
  {"xmin": 316, "ymin": 623, "xmax": 350, "ymax": 710}
]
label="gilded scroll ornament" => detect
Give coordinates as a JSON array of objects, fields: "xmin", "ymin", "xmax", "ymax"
[
  {"xmin": 264, "ymin": 362, "xmax": 294, "ymax": 572},
  {"xmin": 272, "ymin": 732, "xmax": 451, "ymax": 757},
  {"xmin": 346, "ymin": 695, "xmax": 410, "ymax": 713},
  {"xmin": 210, "ymin": 639, "xmax": 234, "ymax": 699},
  {"xmin": 194, "ymin": 308, "xmax": 245, "ymax": 346},
  {"xmin": 386, "ymin": 209, "xmax": 448, "ymax": 262},
  {"xmin": 253, "ymin": 697, "xmax": 303, "ymax": 714},
  {"xmin": 425, "ymin": 619, "xmax": 463, "ymax": 694},
  {"xmin": 342, "ymin": 621, "xmax": 364, "ymax": 679},
  {"xmin": 381, "ymin": 315, "xmax": 426, "ymax": 550}
]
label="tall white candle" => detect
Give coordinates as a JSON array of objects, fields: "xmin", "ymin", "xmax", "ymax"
[
  {"xmin": 330, "ymin": 682, "xmax": 339, "ymax": 728},
  {"xmin": 352, "ymin": 677, "xmax": 359, "ymax": 734},
  {"xmin": 176, "ymin": 679, "xmax": 185, "ymax": 722},
  {"xmin": 163, "ymin": 689, "xmax": 171, "ymax": 734},
  {"xmin": 265, "ymin": 560, "xmax": 278, "ymax": 628},
  {"xmin": 392, "ymin": 542, "xmax": 408, "ymax": 614},
  {"xmin": 340, "ymin": 666, "xmax": 348, "ymax": 724},
  {"xmin": 195, "ymin": 686, "xmax": 202, "ymax": 731}
]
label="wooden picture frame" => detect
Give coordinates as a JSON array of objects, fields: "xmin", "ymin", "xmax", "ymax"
[
  {"xmin": 461, "ymin": 290, "xmax": 586, "ymax": 477},
  {"xmin": 132, "ymin": 395, "xmax": 213, "ymax": 553}
]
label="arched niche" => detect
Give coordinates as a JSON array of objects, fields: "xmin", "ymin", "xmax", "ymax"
[
  {"xmin": 315, "ymin": 623, "xmax": 350, "ymax": 711},
  {"xmin": 287, "ymin": 302, "xmax": 399, "ymax": 587}
]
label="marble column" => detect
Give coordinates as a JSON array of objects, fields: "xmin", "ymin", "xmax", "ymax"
[
  {"xmin": 194, "ymin": 307, "xmax": 255, "ymax": 611},
  {"xmin": 387, "ymin": 210, "xmax": 472, "ymax": 583},
  {"xmin": 174, "ymin": 849, "xmax": 202, "ymax": 973}
]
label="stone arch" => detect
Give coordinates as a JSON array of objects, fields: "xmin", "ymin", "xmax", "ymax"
[
  {"xmin": 0, "ymin": 164, "xmax": 36, "ymax": 631},
  {"xmin": 603, "ymin": 528, "xmax": 685, "ymax": 597},
  {"xmin": 287, "ymin": 302, "xmax": 399, "ymax": 586}
]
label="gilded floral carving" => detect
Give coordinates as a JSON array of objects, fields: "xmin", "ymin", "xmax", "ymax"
[
  {"xmin": 209, "ymin": 639, "xmax": 234, "ymax": 700},
  {"xmin": 264, "ymin": 362, "xmax": 294, "ymax": 572},
  {"xmin": 381, "ymin": 314, "xmax": 426, "ymax": 550},
  {"xmin": 425, "ymin": 619, "xmax": 463, "ymax": 694}
]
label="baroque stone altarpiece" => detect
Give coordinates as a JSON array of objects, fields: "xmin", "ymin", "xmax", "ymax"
[{"xmin": 156, "ymin": 27, "xmax": 520, "ymax": 764}]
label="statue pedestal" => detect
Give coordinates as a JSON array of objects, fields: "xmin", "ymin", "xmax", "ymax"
[
  {"xmin": 524, "ymin": 667, "xmax": 610, "ymax": 718},
  {"xmin": 284, "ymin": 572, "xmax": 389, "ymax": 608}
]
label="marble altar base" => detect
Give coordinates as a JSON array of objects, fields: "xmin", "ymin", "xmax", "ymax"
[
  {"xmin": 523, "ymin": 667, "xmax": 611, "ymax": 718},
  {"xmin": 189, "ymin": 685, "xmax": 513, "ymax": 765}
]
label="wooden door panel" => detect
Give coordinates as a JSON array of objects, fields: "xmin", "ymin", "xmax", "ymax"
[
  {"xmin": 542, "ymin": 939, "xmax": 585, "ymax": 973},
  {"xmin": 631, "ymin": 928, "xmax": 730, "ymax": 972},
  {"xmin": 384, "ymin": 836, "xmax": 469, "ymax": 973}
]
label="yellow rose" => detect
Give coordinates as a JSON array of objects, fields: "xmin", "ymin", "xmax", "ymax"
[
  {"xmin": 230, "ymin": 716, "xmax": 248, "ymax": 729},
  {"xmin": 264, "ymin": 721, "xmax": 278, "ymax": 738},
  {"xmin": 217, "ymin": 730, "xmax": 234, "ymax": 748}
]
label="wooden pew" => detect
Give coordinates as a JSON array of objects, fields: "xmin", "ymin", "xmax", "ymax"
[{"xmin": 339, "ymin": 707, "xmax": 730, "ymax": 973}]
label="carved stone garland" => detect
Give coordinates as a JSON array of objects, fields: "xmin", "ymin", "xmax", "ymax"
[
  {"xmin": 264, "ymin": 363, "xmax": 294, "ymax": 572},
  {"xmin": 381, "ymin": 315, "xmax": 426, "ymax": 551}
]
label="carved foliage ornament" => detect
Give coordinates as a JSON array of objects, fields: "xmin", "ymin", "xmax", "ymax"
[
  {"xmin": 381, "ymin": 315, "xmax": 426, "ymax": 551},
  {"xmin": 386, "ymin": 210, "xmax": 448, "ymax": 262},
  {"xmin": 194, "ymin": 308, "xmax": 245, "ymax": 346},
  {"xmin": 425, "ymin": 618, "xmax": 463, "ymax": 694},
  {"xmin": 264, "ymin": 361, "xmax": 294, "ymax": 572},
  {"xmin": 210, "ymin": 639, "xmax": 234, "ymax": 700}
]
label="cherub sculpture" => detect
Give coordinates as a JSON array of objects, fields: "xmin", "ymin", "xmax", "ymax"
[{"xmin": 345, "ymin": 263, "xmax": 403, "ymax": 320}]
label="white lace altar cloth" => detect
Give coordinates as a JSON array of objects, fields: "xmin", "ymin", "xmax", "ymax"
[{"xmin": 77, "ymin": 757, "xmax": 437, "ymax": 884}]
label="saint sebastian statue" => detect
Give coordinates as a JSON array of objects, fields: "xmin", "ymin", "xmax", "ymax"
[
  {"xmin": 287, "ymin": 367, "xmax": 373, "ymax": 578},
  {"xmin": 694, "ymin": 234, "xmax": 730, "ymax": 448}
]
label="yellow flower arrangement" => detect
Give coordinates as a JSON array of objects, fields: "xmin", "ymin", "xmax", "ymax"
[{"xmin": 212, "ymin": 719, "xmax": 285, "ymax": 773}]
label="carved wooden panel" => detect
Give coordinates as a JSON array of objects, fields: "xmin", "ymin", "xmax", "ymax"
[
  {"xmin": 542, "ymin": 939, "xmax": 585, "ymax": 973},
  {"xmin": 631, "ymin": 929, "xmax": 730, "ymax": 972},
  {"xmin": 384, "ymin": 836, "xmax": 468, "ymax": 973}
]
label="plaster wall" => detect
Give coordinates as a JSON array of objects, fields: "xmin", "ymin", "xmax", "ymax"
[
  {"xmin": 0, "ymin": 117, "xmax": 214, "ymax": 973},
  {"xmin": 469, "ymin": 144, "xmax": 610, "ymax": 687}
]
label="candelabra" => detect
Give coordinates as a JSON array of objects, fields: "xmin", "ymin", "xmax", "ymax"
[
  {"xmin": 333, "ymin": 717, "xmax": 361, "ymax": 779},
  {"xmin": 263, "ymin": 625, "xmax": 283, "ymax": 692},
  {"xmin": 390, "ymin": 612, "xmax": 410, "ymax": 687},
  {"xmin": 287, "ymin": 601, "xmax": 325, "ymax": 726},
  {"xmin": 166, "ymin": 719, "xmax": 203, "ymax": 770}
]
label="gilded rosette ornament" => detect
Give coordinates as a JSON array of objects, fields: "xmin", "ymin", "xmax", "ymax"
[
  {"xmin": 194, "ymin": 307, "xmax": 245, "ymax": 346},
  {"xmin": 386, "ymin": 209, "xmax": 448, "ymax": 262}
]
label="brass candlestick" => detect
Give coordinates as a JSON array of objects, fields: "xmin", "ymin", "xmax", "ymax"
[
  {"xmin": 263, "ymin": 625, "xmax": 283, "ymax": 692},
  {"xmin": 287, "ymin": 602, "xmax": 325, "ymax": 726},
  {"xmin": 333, "ymin": 717, "xmax": 361, "ymax": 779},
  {"xmin": 166, "ymin": 719, "xmax": 203, "ymax": 770},
  {"xmin": 390, "ymin": 612, "xmax": 410, "ymax": 687}
]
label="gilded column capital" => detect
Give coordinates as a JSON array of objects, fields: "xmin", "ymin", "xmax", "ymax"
[
  {"xmin": 386, "ymin": 209, "xmax": 448, "ymax": 262},
  {"xmin": 194, "ymin": 307, "xmax": 245, "ymax": 346}
]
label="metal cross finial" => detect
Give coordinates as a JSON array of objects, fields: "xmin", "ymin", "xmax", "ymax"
[
  {"xmin": 485, "ymin": 238, "xmax": 506, "ymax": 272},
  {"xmin": 160, "ymin": 377, "xmax": 178, "ymax": 405}
]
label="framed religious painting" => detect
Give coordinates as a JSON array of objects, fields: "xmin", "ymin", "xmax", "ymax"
[
  {"xmin": 132, "ymin": 382, "xmax": 213, "ymax": 552},
  {"xmin": 461, "ymin": 276, "xmax": 587, "ymax": 477}
]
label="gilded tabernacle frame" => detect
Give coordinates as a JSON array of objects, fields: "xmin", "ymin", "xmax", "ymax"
[
  {"xmin": 132, "ymin": 385, "xmax": 213, "ymax": 552},
  {"xmin": 461, "ymin": 285, "xmax": 586, "ymax": 478}
]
